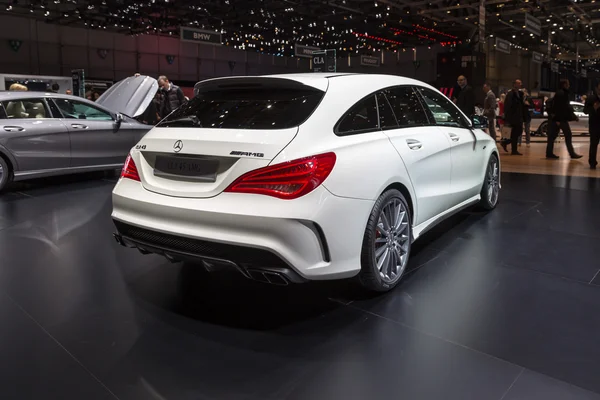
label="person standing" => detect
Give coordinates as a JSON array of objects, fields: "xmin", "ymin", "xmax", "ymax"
[
  {"xmin": 501, "ymin": 79, "xmax": 524, "ymax": 155},
  {"xmin": 519, "ymin": 88, "xmax": 533, "ymax": 146},
  {"xmin": 584, "ymin": 81, "xmax": 600, "ymax": 169},
  {"xmin": 483, "ymin": 83, "xmax": 497, "ymax": 141},
  {"xmin": 453, "ymin": 75, "xmax": 475, "ymax": 117},
  {"xmin": 138, "ymin": 91, "xmax": 161, "ymax": 125},
  {"xmin": 497, "ymin": 93, "xmax": 506, "ymax": 130},
  {"xmin": 8, "ymin": 83, "xmax": 27, "ymax": 91},
  {"xmin": 158, "ymin": 75, "xmax": 186, "ymax": 118},
  {"xmin": 546, "ymin": 79, "xmax": 582, "ymax": 160}
]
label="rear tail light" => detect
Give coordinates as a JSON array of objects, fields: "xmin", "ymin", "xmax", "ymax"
[
  {"xmin": 121, "ymin": 154, "xmax": 141, "ymax": 181},
  {"xmin": 225, "ymin": 152, "xmax": 336, "ymax": 199}
]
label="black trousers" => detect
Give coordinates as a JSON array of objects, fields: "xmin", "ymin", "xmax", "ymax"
[
  {"xmin": 502, "ymin": 124, "xmax": 522, "ymax": 153},
  {"xmin": 546, "ymin": 120, "xmax": 576, "ymax": 157},
  {"xmin": 590, "ymin": 129, "xmax": 600, "ymax": 167}
]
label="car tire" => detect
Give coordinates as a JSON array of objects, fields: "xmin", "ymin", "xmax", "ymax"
[
  {"xmin": 537, "ymin": 121, "xmax": 548, "ymax": 137},
  {"xmin": 479, "ymin": 154, "xmax": 500, "ymax": 210},
  {"xmin": 358, "ymin": 189, "xmax": 412, "ymax": 292},
  {"xmin": 0, "ymin": 156, "xmax": 12, "ymax": 193}
]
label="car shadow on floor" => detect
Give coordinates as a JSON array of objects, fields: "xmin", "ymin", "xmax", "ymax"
[
  {"xmin": 123, "ymin": 208, "xmax": 486, "ymax": 332},
  {"xmin": 127, "ymin": 261, "xmax": 355, "ymax": 331}
]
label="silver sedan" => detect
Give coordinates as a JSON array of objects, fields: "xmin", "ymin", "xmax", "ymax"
[{"xmin": 0, "ymin": 75, "xmax": 158, "ymax": 192}]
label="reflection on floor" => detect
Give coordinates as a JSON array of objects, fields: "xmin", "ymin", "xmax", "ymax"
[
  {"xmin": 1, "ymin": 172, "xmax": 600, "ymax": 400},
  {"xmin": 498, "ymin": 136, "xmax": 599, "ymax": 178}
]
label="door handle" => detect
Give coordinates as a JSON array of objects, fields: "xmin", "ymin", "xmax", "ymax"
[
  {"xmin": 449, "ymin": 133, "xmax": 460, "ymax": 142},
  {"xmin": 71, "ymin": 123, "xmax": 88, "ymax": 129},
  {"xmin": 406, "ymin": 139, "xmax": 422, "ymax": 150},
  {"xmin": 3, "ymin": 126, "xmax": 24, "ymax": 132}
]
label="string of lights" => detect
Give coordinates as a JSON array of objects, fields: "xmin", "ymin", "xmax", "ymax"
[
  {"xmin": 390, "ymin": 27, "xmax": 432, "ymax": 41},
  {"xmin": 412, "ymin": 24, "xmax": 459, "ymax": 40},
  {"xmin": 2, "ymin": 0, "xmax": 600, "ymax": 64}
]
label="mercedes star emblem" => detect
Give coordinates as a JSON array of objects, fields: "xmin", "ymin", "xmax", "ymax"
[{"xmin": 173, "ymin": 140, "xmax": 183, "ymax": 153}]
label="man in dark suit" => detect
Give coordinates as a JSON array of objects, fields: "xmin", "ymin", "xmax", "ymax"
[
  {"xmin": 546, "ymin": 79, "xmax": 582, "ymax": 160},
  {"xmin": 501, "ymin": 79, "xmax": 524, "ymax": 155},
  {"xmin": 482, "ymin": 82, "xmax": 497, "ymax": 140},
  {"xmin": 453, "ymin": 75, "xmax": 475, "ymax": 117},
  {"xmin": 584, "ymin": 81, "xmax": 600, "ymax": 169}
]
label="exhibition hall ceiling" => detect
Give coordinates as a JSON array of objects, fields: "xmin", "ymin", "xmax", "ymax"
[{"xmin": 1, "ymin": 0, "xmax": 600, "ymax": 60}]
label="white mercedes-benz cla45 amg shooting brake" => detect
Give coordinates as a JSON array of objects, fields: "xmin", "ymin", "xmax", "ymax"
[{"xmin": 112, "ymin": 73, "xmax": 500, "ymax": 292}]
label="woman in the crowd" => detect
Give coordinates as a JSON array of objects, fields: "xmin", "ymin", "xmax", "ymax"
[
  {"xmin": 497, "ymin": 93, "xmax": 506, "ymax": 129},
  {"xmin": 9, "ymin": 83, "xmax": 28, "ymax": 91}
]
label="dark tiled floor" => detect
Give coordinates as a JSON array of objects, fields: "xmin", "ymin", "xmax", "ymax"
[{"xmin": 1, "ymin": 172, "xmax": 600, "ymax": 400}]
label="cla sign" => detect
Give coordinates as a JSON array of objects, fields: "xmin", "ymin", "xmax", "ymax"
[
  {"xmin": 314, "ymin": 56, "xmax": 325, "ymax": 64},
  {"xmin": 173, "ymin": 140, "xmax": 183, "ymax": 153}
]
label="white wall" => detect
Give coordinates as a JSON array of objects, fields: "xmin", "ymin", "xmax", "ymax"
[{"xmin": 0, "ymin": 14, "xmax": 442, "ymax": 83}]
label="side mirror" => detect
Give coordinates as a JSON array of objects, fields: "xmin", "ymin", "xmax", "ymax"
[
  {"xmin": 115, "ymin": 113, "xmax": 124, "ymax": 124},
  {"xmin": 471, "ymin": 115, "xmax": 488, "ymax": 130}
]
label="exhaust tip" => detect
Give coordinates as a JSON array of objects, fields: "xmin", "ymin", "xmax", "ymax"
[
  {"xmin": 247, "ymin": 269, "xmax": 269, "ymax": 284},
  {"xmin": 263, "ymin": 272, "xmax": 289, "ymax": 286},
  {"xmin": 244, "ymin": 269, "xmax": 289, "ymax": 286}
]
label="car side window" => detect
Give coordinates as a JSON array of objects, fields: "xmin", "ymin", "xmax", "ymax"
[
  {"xmin": 416, "ymin": 87, "xmax": 470, "ymax": 128},
  {"xmin": 335, "ymin": 95, "xmax": 379, "ymax": 135},
  {"xmin": 46, "ymin": 99, "xmax": 64, "ymax": 118},
  {"xmin": 572, "ymin": 104, "xmax": 584, "ymax": 113},
  {"xmin": 53, "ymin": 98, "xmax": 113, "ymax": 121},
  {"xmin": 383, "ymin": 86, "xmax": 430, "ymax": 127},
  {"xmin": 1, "ymin": 98, "xmax": 50, "ymax": 119},
  {"xmin": 376, "ymin": 92, "xmax": 399, "ymax": 130}
]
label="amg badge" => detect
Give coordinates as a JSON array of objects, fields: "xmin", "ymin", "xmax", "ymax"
[{"xmin": 230, "ymin": 151, "xmax": 265, "ymax": 158}]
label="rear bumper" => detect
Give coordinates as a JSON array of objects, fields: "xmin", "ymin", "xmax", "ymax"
[
  {"xmin": 112, "ymin": 223, "xmax": 306, "ymax": 285},
  {"xmin": 111, "ymin": 178, "xmax": 375, "ymax": 281}
]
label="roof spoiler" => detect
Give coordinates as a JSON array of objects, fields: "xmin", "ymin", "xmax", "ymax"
[{"xmin": 193, "ymin": 76, "xmax": 327, "ymax": 97}]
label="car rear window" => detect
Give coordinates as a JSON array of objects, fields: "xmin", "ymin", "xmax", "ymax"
[{"xmin": 157, "ymin": 88, "xmax": 324, "ymax": 130}]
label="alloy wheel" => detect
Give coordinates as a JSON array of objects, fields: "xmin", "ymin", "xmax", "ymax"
[
  {"xmin": 374, "ymin": 198, "xmax": 410, "ymax": 284},
  {"xmin": 0, "ymin": 164, "xmax": 3, "ymax": 182},
  {"xmin": 487, "ymin": 158, "xmax": 500, "ymax": 207}
]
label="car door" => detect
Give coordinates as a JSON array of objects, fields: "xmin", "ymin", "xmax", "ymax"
[
  {"xmin": 415, "ymin": 86, "xmax": 485, "ymax": 204},
  {"xmin": 379, "ymin": 86, "xmax": 453, "ymax": 225},
  {"xmin": 52, "ymin": 97, "xmax": 136, "ymax": 168},
  {"xmin": 0, "ymin": 97, "xmax": 70, "ymax": 173}
]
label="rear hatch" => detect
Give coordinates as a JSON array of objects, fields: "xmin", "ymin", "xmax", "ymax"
[{"xmin": 134, "ymin": 76, "xmax": 327, "ymax": 198}]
